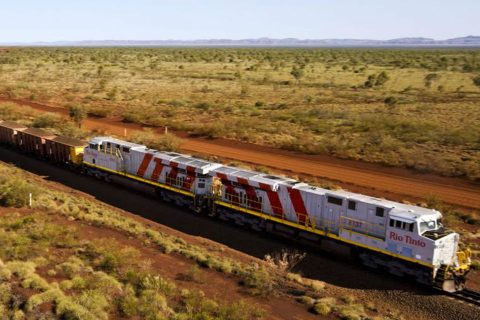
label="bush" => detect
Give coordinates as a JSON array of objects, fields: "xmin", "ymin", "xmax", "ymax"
[
  {"xmin": 5, "ymin": 261, "xmax": 36, "ymax": 278},
  {"xmin": 337, "ymin": 303, "xmax": 366, "ymax": 320},
  {"xmin": 297, "ymin": 295, "xmax": 315, "ymax": 305},
  {"xmin": 56, "ymin": 256, "xmax": 85, "ymax": 277},
  {"xmin": 88, "ymin": 108, "xmax": 109, "ymax": 118},
  {"xmin": 32, "ymin": 113, "xmax": 62, "ymax": 128},
  {"xmin": 22, "ymin": 273, "xmax": 50, "ymax": 291},
  {"xmin": 473, "ymin": 75, "xmax": 480, "ymax": 88},
  {"xmin": 0, "ymin": 177, "xmax": 38, "ymax": 208},
  {"xmin": 239, "ymin": 264, "xmax": 274, "ymax": 296},
  {"xmin": 181, "ymin": 265, "xmax": 203, "ymax": 283},
  {"xmin": 130, "ymin": 129, "xmax": 182, "ymax": 152},
  {"xmin": 312, "ymin": 297, "xmax": 336, "ymax": 315}
]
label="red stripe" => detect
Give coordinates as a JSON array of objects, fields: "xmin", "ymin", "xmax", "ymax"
[
  {"xmin": 216, "ymin": 172, "xmax": 228, "ymax": 181},
  {"xmin": 186, "ymin": 166, "xmax": 196, "ymax": 173},
  {"xmin": 237, "ymin": 177, "xmax": 249, "ymax": 186},
  {"xmin": 166, "ymin": 168, "xmax": 178, "ymax": 186},
  {"xmin": 288, "ymin": 188, "xmax": 308, "ymax": 224},
  {"xmin": 244, "ymin": 185, "xmax": 261, "ymax": 210},
  {"xmin": 150, "ymin": 158, "xmax": 164, "ymax": 181},
  {"xmin": 259, "ymin": 182, "xmax": 273, "ymax": 192},
  {"xmin": 170, "ymin": 161, "xmax": 178, "ymax": 168},
  {"xmin": 225, "ymin": 185, "xmax": 240, "ymax": 204},
  {"xmin": 183, "ymin": 175, "xmax": 195, "ymax": 191},
  {"xmin": 266, "ymin": 191, "xmax": 283, "ymax": 217},
  {"xmin": 137, "ymin": 153, "xmax": 153, "ymax": 177}
]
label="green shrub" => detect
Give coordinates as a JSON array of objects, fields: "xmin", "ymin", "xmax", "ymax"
[
  {"xmin": 0, "ymin": 177, "xmax": 38, "ymax": 208},
  {"xmin": 218, "ymin": 300, "xmax": 265, "ymax": 319},
  {"xmin": 22, "ymin": 273, "xmax": 50, "ymax": 291},
  {"xmin": 312, "ymin": 297, "xmax": 336, "ymax": 315},
  {"xmin": 0, "ymin": 283, "xmax": 12, "ymax": 306},
  {"xmin": 130, "ymin": 129, "xmax": 182, "ymax": 152},
  {"xmin": 337, "ymin": 303, "xmax": 366, "ymax": 320},
  {"xmin": 32, "ymin": 113, "xmax": 62, "ymax": 128},
  {"xmin": 182, "ymin": 265, "xmax": 203, "ymax": 283},
  {"xmin": 297, "ymin": 295, "xmax": 315, "ymax": 305},
  {"xmin": 119, "ymin": 284, "xmax": 139, "ymax": 317},
  {"xmin": 76, "ymin": 290, "xmax": 109, "ymax": 319},
  {"xmin": 239, "ymin": 264, "xmax": 274, "ymax": 296},
  {"xmin": 137, "ymin": 289, "xmax": 172, "ymax": 319},
  {"xmin": 56, "ymin": 256, "xmax": 85, "ymax": 277},
  {"xmin": 308, "ymin": 279, "xmax": 326, "ymax": 292},
  {"xmin": 5, "ymin": 260, "xmax": 36, "ymax": 278},
  {"xmin": 141, "ymin": 274, "xmax": 176, "ymax": 297},
  {"xmin": 88, "ymin": 108, "xmax": 109, "ymax": 118}
]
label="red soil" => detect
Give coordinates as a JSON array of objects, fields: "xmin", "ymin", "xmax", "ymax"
[{"xmin": 1, "ymin": 97, "xmax": 479, "ymax": 210}]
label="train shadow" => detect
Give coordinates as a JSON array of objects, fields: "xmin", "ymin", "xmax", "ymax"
[{"xmin": 0, "ymin": 146, "xmax": 439, "ymax": 294}]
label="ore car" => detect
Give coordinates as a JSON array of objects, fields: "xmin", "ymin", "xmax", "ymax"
[
  {"xmin": 16, "ymin": 128, "xmax": 56, "ymax": 157},
  {"xmin": 0, "ymin": 121, "xmax": 27, "ymax": 145},
  {"xmin": 45, "ymin": 136, "xmax": 87, "ymax": 166}
]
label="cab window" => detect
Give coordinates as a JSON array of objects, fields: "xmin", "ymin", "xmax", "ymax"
[
  {"xmin": 348, "ymin": 200, "xmax": 356, "ymax": 211},
  {"xmin": 327, "ymin": 196, "xmax": 343, "ymax": 206},
  {"xmin": 376, "ymin": 207, "xmax": 385, "ymax": 217},
  {"xmin": 389, "ymin": 218, "xmax": 414, "ymax": 232}
]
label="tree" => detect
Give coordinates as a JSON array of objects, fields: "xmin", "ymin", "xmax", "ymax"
[
  {"xmin": 364, "ymin": 74, "xmax": 376, "ymax": 88},
  {"xmin": 68, "ymin": 105, "xmax": 87, "ymax": 128},
  {"xmin": 375, "ymin": 71, "xmax": 390, "ymax": 86},
  {"xmin": 364, "ymin": 72, "xmax": 390, "ymax": 88},
  {"xmin": 473, "ymin": 75, "xmax": 480, "ymax": 88},
  {"xmin": 384, "ymin": 96, "xmax": 398, "ymax": 112},
  {"xmin": 424, "ymin": 73, "xmax": 440, "ymax": 88},
  {"xmin": 290, "ymin": 66, "xmax": 304, "ymax": 82}
]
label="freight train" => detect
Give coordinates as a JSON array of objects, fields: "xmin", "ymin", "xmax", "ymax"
[{"xmin": 0, "ymin": 120, "xmax": 472, "ymax": 292}]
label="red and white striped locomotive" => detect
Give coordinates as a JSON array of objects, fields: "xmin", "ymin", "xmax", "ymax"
[{"xmin": 83, "ymin": 136, "xmax": 471, "ymax": 292}]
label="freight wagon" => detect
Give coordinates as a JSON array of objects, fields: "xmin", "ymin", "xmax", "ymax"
[
  {"xmin": 16, "ymin": 128, "xmax": 56, "ymax": 156},
  {"xmin": 0, "ymin": 121, "xmax": 27, "ymax": 145},
  {"xmin": 45, "ymin": 136, "xmax": 86, "ymax": 166}
]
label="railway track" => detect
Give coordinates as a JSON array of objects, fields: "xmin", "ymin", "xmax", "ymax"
[{"xmin": 448, "ymin": 289, "xmax": 480, "ymax": 307}]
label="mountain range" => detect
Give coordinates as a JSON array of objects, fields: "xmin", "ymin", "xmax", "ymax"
[{"xmin": 2, "ymin": 36, "xmax": 480, "ymax": 47}]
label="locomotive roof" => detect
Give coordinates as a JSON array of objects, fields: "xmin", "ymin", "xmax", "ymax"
[
  {"xmin": 88, "ymin": 136, "xmax": 442, "ymax": 221},
  {"xmin": 89, "ymin": 136, "xmax": 146, "ymax": 149},
  {"xmin": 323, "ymin": 188, "xmax": 440, "ymax": 220},
  {"xmin": 89, "ymin": 136, "xmax": 222, "ymax": 173},
  {"xmin": 211, "ymin": 165, "xmax": 305, "ymax": 189}
]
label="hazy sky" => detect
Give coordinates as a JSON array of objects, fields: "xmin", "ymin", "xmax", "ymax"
[{"xmin": 1, "ymin": 0, "xmax": 478, "ymax": 42}]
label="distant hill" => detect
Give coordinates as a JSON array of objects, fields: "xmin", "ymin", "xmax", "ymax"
[{"xmin": 2, "ymin": 36, "xmax": 480, "ymax": 47}]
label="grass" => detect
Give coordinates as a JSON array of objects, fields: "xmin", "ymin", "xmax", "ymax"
[
  {"xmin": 0, "ymin": 48, "xmax": 479, "ymax": 180},
  {"xmin": 0, "ymin": 159, "xmax": 418, "ymax": 320},
  {"xmin": 0, "ymin": 163, "xmax": 269, "ymax": 319}
]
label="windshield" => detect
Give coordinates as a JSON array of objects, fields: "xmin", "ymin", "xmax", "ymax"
[{"xmin": 419, "ymin": 220, "xmax": 437, "ymax": 234}]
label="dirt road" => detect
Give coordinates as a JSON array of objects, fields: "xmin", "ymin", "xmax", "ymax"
[{"xmin": 2, "ymin": 97, "xmax": 479, "ymax": 210}]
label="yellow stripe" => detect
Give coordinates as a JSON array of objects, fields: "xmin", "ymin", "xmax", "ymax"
[
  {"xmin": 84, "ymin": 162, "xmax": 194, "ymax": 197},
  {"xmin": 215, "ymin": 200, "xmax": 434, "ymax": 269},
  {"xmin": 83, "ymin": 161, "xmax": 432, "ymax": 269}
]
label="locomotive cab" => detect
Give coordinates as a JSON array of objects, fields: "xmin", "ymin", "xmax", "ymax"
[{"xmin": 387, "ymin": 208, "xmax": 471, "ymax": 291}]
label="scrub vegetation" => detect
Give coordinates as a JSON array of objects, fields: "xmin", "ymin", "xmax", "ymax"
[
  {"xmin": 0, "ymin": 48, "xmax": 479, "ymax": 180},
  {"xmin": 0, "ymin": 161, "xmax": 406, "ymax": 319}
]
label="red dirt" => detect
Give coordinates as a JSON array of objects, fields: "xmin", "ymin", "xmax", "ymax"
[
  {"xmin": 2, "ymin": 97, "xmax": 480, "ymax": 210},
  {"xmin": 0, "ymin": 207, "xmax": 318, "ymax": 320}
]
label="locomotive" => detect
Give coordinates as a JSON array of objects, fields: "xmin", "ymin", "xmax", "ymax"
[{"xmin": 0, "ymin": 121, "xmax": 472, "ymax": 292}]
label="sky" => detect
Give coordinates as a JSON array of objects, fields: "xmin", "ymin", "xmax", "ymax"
[{"xmin": 0, "ymin": 0, "xmax": 478, "ymax": 42}]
